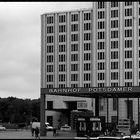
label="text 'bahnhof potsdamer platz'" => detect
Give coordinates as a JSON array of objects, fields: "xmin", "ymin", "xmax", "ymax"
[{"xmin": 41, "ymin": 2, "xmax": 140, "ymax": 130}]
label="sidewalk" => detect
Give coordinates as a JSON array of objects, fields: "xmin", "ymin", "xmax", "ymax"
[{"xmin": 40, "ymin": 130, "xmax": 77, "ymax": 139}]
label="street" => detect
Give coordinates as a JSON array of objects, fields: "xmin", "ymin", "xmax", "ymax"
[{"xmin": 0, "ymin": 129, "xmax": 140, "ymax": 139}]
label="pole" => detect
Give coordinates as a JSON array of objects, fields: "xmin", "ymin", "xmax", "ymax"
[
  {"xmin": 40, "ymin": 92, "xmax": 46, "ymax": 136},
  {"xmin": 95, "ymin": 97, "xmax": 99, "ymax": 116},
  {"xmin": 117, "ymin": 98, "xmax": 119, "ymax": 125},
  {"xmin": 107, "ymin": 98, "xmax": 109, "ymax": 130},
  {"xmin": 138, "ymin": 98, "xmax": 140, "ymax": 130}
]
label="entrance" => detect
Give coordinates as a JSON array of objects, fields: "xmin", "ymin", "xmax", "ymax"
[
  {"xmin": 40, "ymin": 86, "xmax": 140, "ymax": 136},
  {"xmin": 47, "ymin": 116, "xmax": 53, "ymax": 126}
]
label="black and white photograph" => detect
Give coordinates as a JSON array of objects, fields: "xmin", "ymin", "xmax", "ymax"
[{"xmin": 0, "ymin": 1, "xmax": 140, "ymax": 139}]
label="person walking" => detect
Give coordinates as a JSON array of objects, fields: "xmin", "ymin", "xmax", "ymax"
[
  {"xmin": 35, "ymin": 126, "xmax": 40, "ymax": 139},
  {"xmin": 53, "ymin": 127, "xmax": 57, "ymax": 136}
]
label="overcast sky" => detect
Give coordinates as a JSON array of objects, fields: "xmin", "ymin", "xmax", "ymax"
[{"xmin": 0, "ymin": 2, "xmax": 92, "ymax": 99}]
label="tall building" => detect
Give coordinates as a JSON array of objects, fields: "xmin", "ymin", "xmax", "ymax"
[{"xmin": 41, "ymin": 2, "xmax": 140, "ymax": 128}]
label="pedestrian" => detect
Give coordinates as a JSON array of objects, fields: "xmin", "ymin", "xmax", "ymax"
[
  {"xmin": 35, "ymin": 126, "xmax": 40, "ymax": 139},
  {"xmin": 53, "ymin": 127, "xmax": 57, "ymax": 136},
  {"xmin": 31, "ymin": 128, "xmax": 34, "ymax": 136}
]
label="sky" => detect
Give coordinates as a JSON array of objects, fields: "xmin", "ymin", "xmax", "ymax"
[{"xmin": 0, "ymin": 2, "xmax": 92, "ymax": 99}]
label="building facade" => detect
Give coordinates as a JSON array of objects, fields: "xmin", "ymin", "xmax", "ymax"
[{"xmin": 41, "ymin": 2, "xmax": 140, "ymax": 128}]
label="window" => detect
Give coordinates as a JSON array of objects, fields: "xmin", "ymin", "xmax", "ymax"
[
  {"xmin": 111, "ymin": 83, "xmax": 118, "ymax": 87},
  {"xmin": 59, "ymin": 25, "xmax": 66, "ymax": 32},
  {"xmin": 71, "ymin": 74, "xmax": 78, "ymax": 81},
  {"xmin": 71, "ymin": 14, "xmax": 79, "ymax": 22},
  {"xmin": 59, "ymin": 74, "xmax": 66, "ymax": 81},
  {"xmin": 71, "ymin": 34, "xmax": 78, "ymax": 41},
  {"xmin": 47, "ymin": 45, "xmax": 53, "ymax": 53},
  {"xmin": 111, "ymin": 41, "xmax": 118, "ymax": 49},
  {"xmin": 59, "ymin": 15, "xmax": 66, "ymax": 23},
  {"xmin": 125, "ymin": 40, "xmax": 132, "ymax": 48},
  {"xmin": 46, "ymin": 84, "xmax": 53, "ymax": 88},
  {"xmin": 111, "ymin": 30, "xmax": 118, "ymax": 38},
  {"xmin": 71, "ymin": 44, "xmax": 78, "ymax": 51},
  {"xmin": 71, "ymin": 64, "xmax": 78, "ymax": 71},
  {"xmin": 125, "ymin": 8, "xmax": 132, "ymax": 16},
  {"xmin": 125, "ymin": 2, "xmax": 132, "ymax": 6},
  {"xmin": 98, "ymin": 11, "xmax": 105, "ymax": 19},
  {"xmin": 59, "ymin": 54, "xmax": 66, "ymax": 62},
  {"xmin": 47, "ymin": 55, "xmax": 53, "ymax": 62},
  {"xmin": 125, "ymin": 82, "xmax": 132, "ymax": 86},
  {"xmin": 98, "ymin": 32, "xmax": 105, "ymax": 39},
  {"xmin": 98, "ymin": 21, "xmax": 105, "ymax": 29},
  {"xmin": 125, "ymin": 19, "xmax": 132, "ymax": 27},
  {"xmin": 125, "ymin": 61, "xmax": 132, "ymax": 69},
  {"xmin": 47, "ymin": 65, "xmax": 53, "ymax": 72},
  {"xmin": 84, "ymin": 33, "xmax": 91, "ymax": 41},
  {"xmin": 111, "ymin": 72, "xmax": 118, "ymax": 80},
  {"xmin": 47, "ymin": 26, "xmax": 54, "ymax": 33},
  {"xmin": 84, "ymin": 23, "xmax": 91, "ymax": 30},
  {"xmin": 84, "ymin": 53, "xmax": 91, "ymax": 60},
  {"xmin": 59, "ymin": 64, "xmax": 66, "ymax": 72},
  {"xmin": 98, "ymin": 62, "xmax": 105, "ymax": 70},
  {"xmin": 47, "ymin": 36, "xmax": 54, "ymax": 43},
  {"xmin": 71, "ymin": 54, "xmax": 78, "ymax": 61},
  {"xmin": 125, "ymin": 50, "xmax": 132, "ymax": 58},
  {"xmin": 71, "ymin": 84, "xmax": 78, "ymax": 88},
  {"xmin": 125, "ymin": 71, "xmax": 132, "ymax": 79},
  {"xmin": 111, "ymin": 62, "xmax": 118, "ymax": 69},
  {"xmin": 111, "ymin": 2, "xmax": 118, "ymax": 7},
  {"xmin": 47, "ymin": 101, "xmax": 53, "ymax": 110},
  {"xmin": 59, "ymin": 45, "xmax": 66, "ymax": 52},
  {"xmin": 59, "ymin": 84, "xmax": 66, "ymax": 88},
  {"xmin": 84, "ymin": 13, "xmax": 91, "ymax": 20},
  {"xmin": 84, "ymin": 83, "xmax": 91, "ymax": 87},
  {"xmin": 98, "ymin": 73, "xmax": 105, "ymax": 80},
  {"xmin": 98, "ymin": 83, "xmax": 105, "ymax": 87},
  {"xmin": 125, "ymin": 29, "xmax": 132, "ymax": 37},
  {"xmin": 84, "ymin": 43, "xmax": 91, "ymax": 50},
  {"xmin": 84, "ymin": 63, "xmax": 91, "ymax": 71},
  {"xmin": 111, "ymin": 51, "xmax": 118, "ymax": 59},
  {"xmin": 111, "ymin": 10, "xmax": 118, "ymax": 18},
  {"xmin": 98, "ymin": 42, "xmax": 105, "ymax": 49},
  {"xmin": 98, "ymin": 2, "xmax": 105, "ymax": 9},
  {"xmin": 84, "ymin": 73, "xmax": 91, "ymax": 81},
  {"xmin": 71, "ymin": 24, "xmax": 78, "ymax": 32},
  {"xmin": 59, "ymin": 35, "xmax": 66, "ymax": 42},
  {"xmin": 98, "ymin": 52, "xmax": 105, "ymax": 60},
  {"xmin": 46, "ymin": 75, "xmax": 53, "ymax": 82},
  {"xmin": 111, "ymin": 20, "xmax": 118, "ymax": 28},
  {"xmin": 47, "ymin": 16, "xmax": 54, "ymax": 24}
]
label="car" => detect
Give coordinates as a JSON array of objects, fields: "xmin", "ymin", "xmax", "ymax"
[
  {"xmin": 0, "ymin": 125, "xmax": 6, "ymax": 131},
  {"xmin": 60, "ymin": 124, "xmax": 71, "ymax": 131}
]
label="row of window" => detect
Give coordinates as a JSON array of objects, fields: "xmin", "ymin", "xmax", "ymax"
[
  {"xmin": 98, "ymin": 2, "xmax": 132, "ymax": 9},
  {"xmin": 46, "ymin": 12, "xmax": 91, "ymax": 24},
  {"xmin": 46, "ymin": 60, "xmax": 134, "ymax": 72},
  {"xmin": 46, "ymin": 43, "xmax": 91, "ymax": 53},
  {"xmin": 47, "ymin": 18, "xmax": 134, "ymax": 34},
  {"xmin": 46, "ymin": 50, "xmax": 134, "ymax": 62},
  {"xmin": 46, "ymin": 81, "xmax": 139, "ymax": 89},
  {"xmin": 46, "ymin": 71, "xmax": 135, "ymax": 82}
]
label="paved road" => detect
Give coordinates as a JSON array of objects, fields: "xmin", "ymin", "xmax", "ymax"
[{"xmin": 0, "ymin": 129, "xmax": 77, "ymax": 139}]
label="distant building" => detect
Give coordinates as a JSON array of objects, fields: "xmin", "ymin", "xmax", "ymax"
[{"xmin": 41, "ymin": 2, "xmax": 140, "ymax": 128}]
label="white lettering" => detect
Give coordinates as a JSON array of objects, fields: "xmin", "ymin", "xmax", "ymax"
[
  {"xmin": 112, "ymin": 88, "xmax": 117, "ymax": 92},
  {"xmin": 128, "ymin": 87, "xmax": 133, "ymax": 92},
  {"xmin": 117, "ymin": 88, "xmax": 123, "ymax": 92}
]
